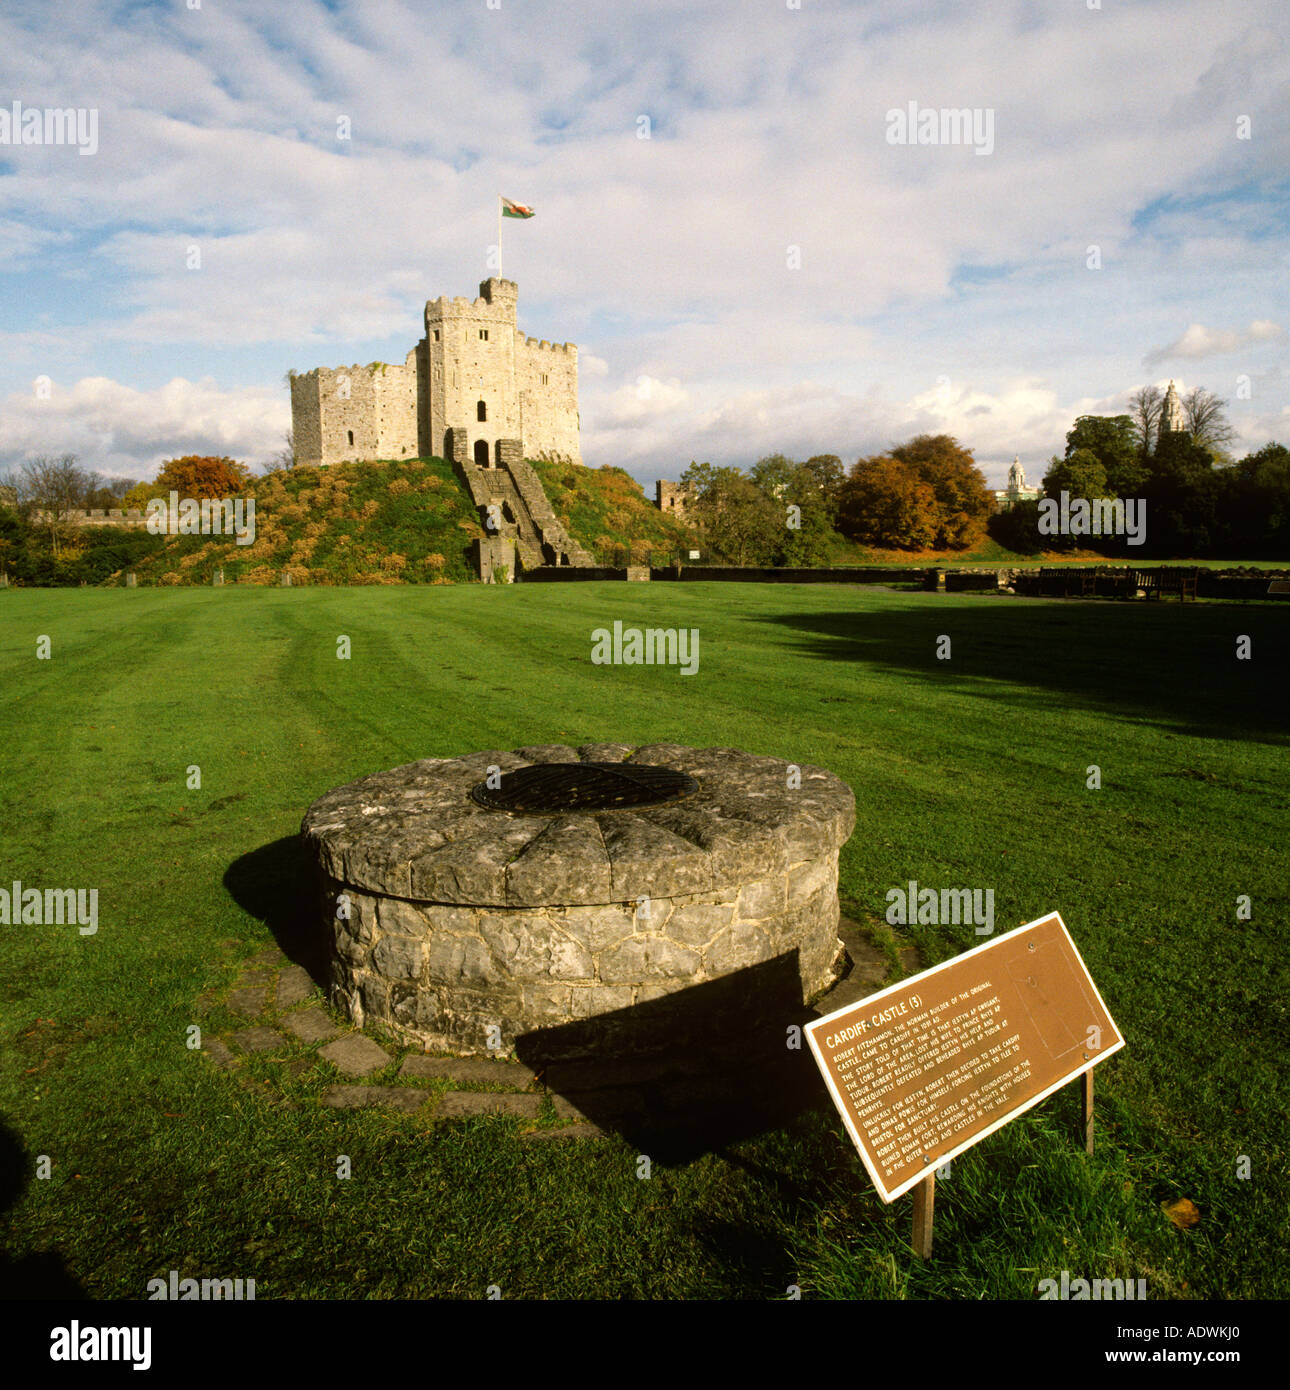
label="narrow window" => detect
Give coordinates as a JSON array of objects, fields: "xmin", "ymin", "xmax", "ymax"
[
  {"xmin": 347, "ymin": 430, "xmax": 354, "ymax": 446},
  {"xmin": 433, "ymin": 329, "xmax": 440, "ymax": 342},
  {"xmin": 477, "ymin": 400, "xmax": 487, "ymax": 422},
  {"xmin": 479, "ymin": 328, "xmax": 489, "ymax": 341},
  {"xmin": 541, "ymin": 373, "xmax": 548, "ymax": 385}
]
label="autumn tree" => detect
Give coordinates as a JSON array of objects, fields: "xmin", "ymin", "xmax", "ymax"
[
  {"xmin": 886, "ymin": 434, "xmax": 992, "ymax": 549},
  {"xmin": 836, "ymin": 456, "xmax": 939, "ymax": 550},
  {"xmin": 154, "ymin": 455, "xmax": 253, "ymax": 498}
]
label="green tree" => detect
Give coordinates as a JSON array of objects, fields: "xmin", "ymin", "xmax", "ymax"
[
  {"xmin": 679, "ymin": 461, "xmax": 780, "ymax": 564},
  {"xmin": 748, "ymin": 453, "xmax": 797, "ymax": 500},
  {"xmin": 1043, "ymin": 450, "xmax": 1113, "ymax": 501},
  {"xmin": 1064, "ymin": 415, "xmax": 1145, "ymax": 495}
]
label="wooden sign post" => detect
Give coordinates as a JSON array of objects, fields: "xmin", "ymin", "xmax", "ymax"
[{"xmin": 806, "ymin": 912, "xmax": 1124, "ymax": 1259}]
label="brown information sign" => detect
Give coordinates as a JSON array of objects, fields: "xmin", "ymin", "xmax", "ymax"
[{"xmin": 806, "ymin": 912, "xmax": 1124, "ymax": 1203}]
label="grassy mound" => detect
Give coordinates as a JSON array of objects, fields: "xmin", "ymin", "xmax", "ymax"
[
  {"xmin": 120, "ymin": 456, "xmax": 484, "ymax": 586},
  {"xmin": 529, "ymin": 458, "xmax": 697, "ymax": 563},
  {"xmin": 117, "ymin": 456, "xmax": 701, "ymax": 585}
]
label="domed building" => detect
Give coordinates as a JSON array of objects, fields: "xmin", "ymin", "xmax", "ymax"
[{"xmin": 993, "ymin": 457, "xmax": 1042, "ymax": 511}]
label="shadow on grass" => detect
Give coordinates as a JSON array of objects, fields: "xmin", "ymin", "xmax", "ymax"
[
  {"xmin": 516, "ymin": 952, "xmax": 837, "ymax": 1166},
  {"xmin": 752, "ymin": 599, "xmax": 1289, "ymax": 742},
  {"xmin": 223, "ymin": 836, "xmax": 329, "ymax": 984},
  {"xmin": 0, "ymin": 1116, "xmax": 88, "ymax": 1298}
]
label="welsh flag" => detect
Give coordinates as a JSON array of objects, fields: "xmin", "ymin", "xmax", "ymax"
[{"xmin": 502, "ymin": 197, "xmax": 535, "ymax": 219}]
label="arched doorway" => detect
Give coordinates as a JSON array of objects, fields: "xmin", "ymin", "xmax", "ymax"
[{"xmin": 474, "ymin": 439, "xmax": 490, "ymax": 469}]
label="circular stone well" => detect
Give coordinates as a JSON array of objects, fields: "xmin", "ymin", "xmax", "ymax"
[{"xmin": 300, "ymin": 743, "xmax": 855, "ymax": 1064}]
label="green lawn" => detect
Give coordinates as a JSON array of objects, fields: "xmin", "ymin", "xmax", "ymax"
[{"xmin": 0, "ymin": 584, "xmax": 1286, "ymax": 1299}]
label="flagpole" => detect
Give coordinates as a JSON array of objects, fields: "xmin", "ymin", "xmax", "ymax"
[{"xmin": 497, "ymin": 194, "xmax": 502, "ymax": 278}]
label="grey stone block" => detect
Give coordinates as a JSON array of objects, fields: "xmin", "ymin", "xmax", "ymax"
[
  {"xmin": 736, "ymin": 877, "xmax": 786, "ymax": 920},
  {"xmin": 568, "ymin": 984, "xmax": 633, "ymax": 1018},
  {"xmin": 705, "ymin": 923, "xmax": 772, "ymax": 976},
  {"xmin": 480, "ymin": 914, "xmax": 594, "ymax": 981},
  {"xmin": 275, "ymin": 965, "xmax": 314, "ymax": 1008},
  {"xmin": 521, "ymin": 1123, "xmax": 607, "ymax": 1142},
  {"xmin": 227, "ymin": 987, "xmax": 268, "ymax": 1017},
  {"xmin": 373, "ymin": 934, "xmax": 424, "ymax": 980},
  {"xmin": 318, "ymin": 1034, "xmax": 393, "ymax": 1076},
  {"xmin": 436, "ymin": 1092, "xmax": 543, "ymax": 1120},
  {"xmin": 425, "ymin": 933, "xmax": 504, "ymax": 987},
  {"xmin": 284, "ymin": 1008, "xmax": 342, "ymax": 1043},
  {"xmin": 202, "ymin": 1038, "xmax": 236, "ymax": 1069},
  {"xmin": 320, "ymin": 1085, "xmax": 432, "ymax": 1112},
  {"xmin": 398, "ymin": 1055, "xmax": 536, "ymax": 1087},
  {"xmin": 229, "ymin": 1027, "xmax": 286, "ymax": 1053},
  {"xmin": 598, "ymin": 935, "xmax": 701, "ymax": 983},
  {"xmin": 666, "ymin": 900, "xmax": 733, "ymax": 947}
]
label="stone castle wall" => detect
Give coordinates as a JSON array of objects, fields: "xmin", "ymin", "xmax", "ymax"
[
  {"xmin": 29, "ymin": 507, "xmax": 149, "ymax": 529},
  {"xmin": 294, "ymin": 278, "xmax": 580, "ymax": 469},
  {"xmin": 517, "ymin": 335, "xmax": 579, "ymax": 462},
  {"xmin": 291, "ymin": 359, "xmax": 419, "ymax": 470},
  {"xmin": 656, "ymin": 480, "xmax": 690, "ymax": 517},
  {"xmin": 425, "ymin": 280, "xmax": 523, "ymax": 465}
]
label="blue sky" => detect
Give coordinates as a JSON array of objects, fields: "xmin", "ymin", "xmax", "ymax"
[{"xmin": 0, "ymin": 0, "xmax": 1285, "ymax": 490}]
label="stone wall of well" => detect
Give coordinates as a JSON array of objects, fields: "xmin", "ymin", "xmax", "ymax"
[{"xmin": 322, "ymin": 860, "xmax": 843, "ymax": 1060}]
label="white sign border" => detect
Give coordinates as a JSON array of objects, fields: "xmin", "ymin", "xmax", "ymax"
[{"xmin": 805, "ymin": 911, "xmax": 1126, "ymax": 1204}]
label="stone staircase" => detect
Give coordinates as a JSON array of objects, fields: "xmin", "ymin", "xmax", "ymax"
[
  {"xmin": 501, "ymin": 450, "xmax": 594, "ymax": 568},
  {"xmin": 447, "ymin": 433, "xmax": 593, "ymax": 575}
]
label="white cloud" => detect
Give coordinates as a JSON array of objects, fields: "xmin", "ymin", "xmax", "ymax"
[
  {"xmin": 0, "ymin": 376, "xmax": 289, "ymax": 479},
  {"xmin": 1144, "ymin": 321, "xmax": 1284, "ymax": 367},
  {"xmin": 599, "ymin": 375, "xmax": 690, "ymax": 426}
]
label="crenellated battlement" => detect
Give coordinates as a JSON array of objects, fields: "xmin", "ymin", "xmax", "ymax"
[{"xmin": 518, "ymin": 335, "xmax": 576, "ymax": 355}]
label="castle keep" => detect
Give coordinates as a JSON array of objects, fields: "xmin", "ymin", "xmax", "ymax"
[{"xmin": 290, "ymin": 278, "xmax": 580, "ymax": 470}]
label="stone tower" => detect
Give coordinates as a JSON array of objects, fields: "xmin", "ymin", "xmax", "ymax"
[
  {"xmin": 1007, "ymin": 456, "xmax": 1026, "ymax": 494},
  {"xmin": 1159, "ymin": 380, "xmax": 1186, "ymax": 438},
  {"xmin": 290, "ymin": 279, "xmax": 580, "ymax": 470}
]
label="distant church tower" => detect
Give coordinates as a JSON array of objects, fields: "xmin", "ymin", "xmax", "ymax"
[{"xmin": 1159, "ymin": 380, "xmax": 1187, "ymax": 438}]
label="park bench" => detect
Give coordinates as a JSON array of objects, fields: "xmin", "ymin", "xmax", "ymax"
[{"xmin": 1134, "ymin": 568, "xmax": 1197, "ymax": 602}]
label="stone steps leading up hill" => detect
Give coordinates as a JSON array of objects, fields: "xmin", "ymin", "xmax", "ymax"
[{"xmin": 450, "ymin": 439, "xmax": 592, "ymax": 574}]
